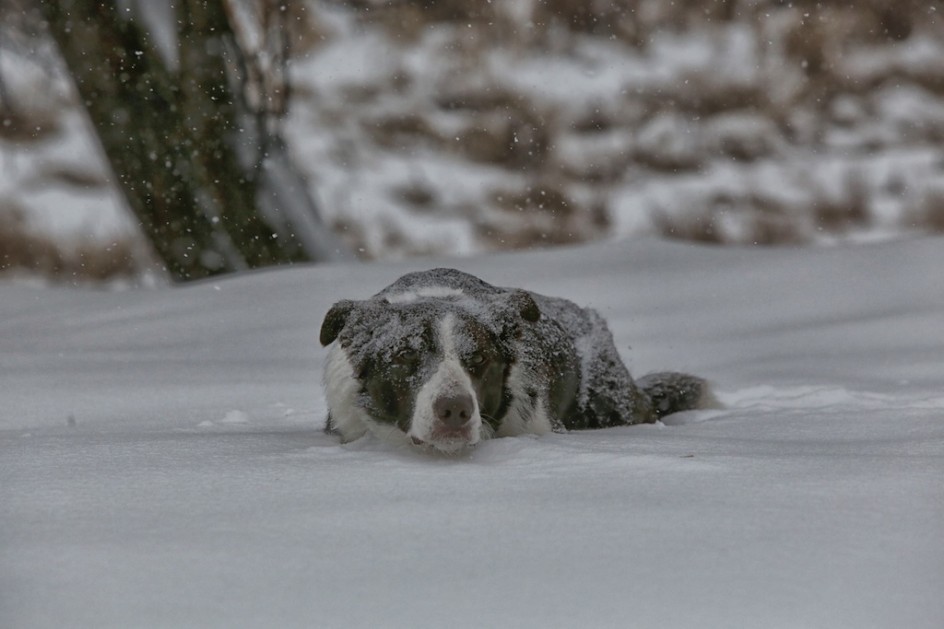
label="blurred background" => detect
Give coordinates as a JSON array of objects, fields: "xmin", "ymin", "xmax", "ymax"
[{"xmin": 1, "ymin": 0, "xmax": 943, "ymax": 284}]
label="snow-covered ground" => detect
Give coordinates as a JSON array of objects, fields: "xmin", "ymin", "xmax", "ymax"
[{"xmin": 2, "ymin": 237, "xmax": 942, "ymax": 628}]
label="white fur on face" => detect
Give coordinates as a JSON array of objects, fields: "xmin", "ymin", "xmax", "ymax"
[
  {"xmin": 384, "ymin": 286, "xmax": 464, "ymax": 304},
  {"xmin": 407, "ymin": 312, "xmax": 482, "ymax": 452},
  {"xmin": 324, "ymin": 344, "xmax": 415, "ymax": 447},
  {"xmin": 323, "ymin": 344, "xmax": 369, "ymax": 443},
  {"xmin": 324, "ymin": 312, "xmax": 484, "ymax": 452}
]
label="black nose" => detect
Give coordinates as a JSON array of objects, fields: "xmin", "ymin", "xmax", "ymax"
[{"xmin": 433, "ymin": 393, "xmax": 474, "ymax": 428}]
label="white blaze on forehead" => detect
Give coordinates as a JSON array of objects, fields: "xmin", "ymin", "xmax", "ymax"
[
  {"xmin": 408, "ymin": 312, "xmax": 482, "ymax": 450},
  {"xmin": 437, "ymin": 311, "xmax": 459, "ymax": 356},
  {"xmin": 385, "ymin": 286, "xmax": 465, "ymax": 304}
]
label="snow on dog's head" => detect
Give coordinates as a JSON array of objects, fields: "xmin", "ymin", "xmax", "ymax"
[{"xmin": 319, "ymin": 271, "xmax": 539, "ymax": 453}]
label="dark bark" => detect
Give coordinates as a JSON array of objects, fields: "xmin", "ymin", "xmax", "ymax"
[{"xmin": 40, "ymin": 0, "xmax": 348, "ymax": 281}]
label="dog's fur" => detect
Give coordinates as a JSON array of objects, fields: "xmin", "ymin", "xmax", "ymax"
[{"xmin": 320, "ymin": 268, "xmax": 713, "ymax": 453}]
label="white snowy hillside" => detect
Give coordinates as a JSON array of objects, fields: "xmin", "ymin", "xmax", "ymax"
[
  {"xmin": 2, "ymin": 238, "xmax": 943, "ymax": 628},
  {"xmin": 3, "ymin": 1, "xmax": 944, "ymax": 281}
]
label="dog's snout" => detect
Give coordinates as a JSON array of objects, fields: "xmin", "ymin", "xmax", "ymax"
[{"xmin": 433, "ymin": 393, "xmax": 474, "ymax": 428}]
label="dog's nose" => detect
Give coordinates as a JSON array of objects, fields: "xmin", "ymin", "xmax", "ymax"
[{"xmin": 433, "ymin": 393, "xmax": 474, "ymax": 428}]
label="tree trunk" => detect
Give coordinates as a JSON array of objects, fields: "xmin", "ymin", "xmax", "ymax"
[{"xmin": 40, "ymin": 0, "xmax": 350, "ymax": 281}]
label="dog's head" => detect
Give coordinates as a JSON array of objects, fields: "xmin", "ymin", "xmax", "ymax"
[{"xmin": 320, "ymin": 289, "xmax": 539, "ymax": 453}]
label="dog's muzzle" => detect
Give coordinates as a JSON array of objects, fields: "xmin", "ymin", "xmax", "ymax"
[{"xmin": 411, "ymin": 392, "xmax": 479, "ymax": 452}]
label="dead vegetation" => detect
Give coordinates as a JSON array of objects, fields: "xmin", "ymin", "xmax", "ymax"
[
  {"xmin": 0, "ymin": 200, "xmax": 145, "ymax": 282},
  {"xmin": 315, "ymin": 0, "xmax": 943, "ymax": 250},
  {"xmin": 3, "ymin": 0, "xmax": 944, "ymax": 280},
  {"xmin": 0, "ymin": 105, "xmax": 61, "ymax": 143},
  {"xmin": 258, "ymin": 0, "xmax": 940, "ymax": 258},
  {"xmin": 479, "ymin": 182, "xmax": 610, "ymax": 250},
  {"xmin": 909, "ymin": 185, "xmax": 944, "ymax": 233},
  {"xmin": 652, "ymin": 173, "xmax": 875, "ymax": 246}
]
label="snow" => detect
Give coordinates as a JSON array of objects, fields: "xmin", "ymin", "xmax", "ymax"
[{"xmin": 3, "ymin": 237, "xmax": 943, "ymax": 628}]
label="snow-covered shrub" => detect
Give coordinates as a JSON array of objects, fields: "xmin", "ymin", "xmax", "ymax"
[
  {"xmin": 3, "ymin": 0, "xmax": 944, "ymax": 280},
  {"xmin": 909, "ymin": 183, "xmax": 944, "ymax": 233},
  {"xmin": 0, "ymin": 199, "xmax": 142, "ymax": 281},
  {"xmin": 480, "ymin": 181, "xmax": 610, "ymax": 250}
]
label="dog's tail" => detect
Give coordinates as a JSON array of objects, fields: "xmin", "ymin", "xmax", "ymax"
[{"xmin": 637, "ymin": 372, "xmax": 719, "ymax": 420}]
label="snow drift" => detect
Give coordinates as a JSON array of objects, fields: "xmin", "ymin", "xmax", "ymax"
[{"xmin": 2, "ymin": 238, "xmax": 942, "ymax": 628}]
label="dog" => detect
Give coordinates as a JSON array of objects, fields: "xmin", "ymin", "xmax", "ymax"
[{"xmin": 320, "ymin": 268, "xmax": 713, "ymax": 453}]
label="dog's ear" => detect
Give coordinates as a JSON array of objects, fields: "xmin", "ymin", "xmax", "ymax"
[
  {"xmin": 510, "ymin": 290, "xmax": 540, "ymax": 323},
  {"xmin": 320, "ymin": 300, "xmax": 357, "ymax": 346}
]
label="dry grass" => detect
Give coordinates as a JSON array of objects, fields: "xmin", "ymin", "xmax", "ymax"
[
  {"xmin": 908, "ymin": 185, "xmax": 944, "ymax": 233},
  {"xmin": 348, "ymin": 0, "xmax": 499, "ymax": 43},
  {"xmin": 784, "ymin": 0, "xmax": 929, "ymax": 44},
  {"xmin": 774, "ymin": 1, "xmax": 942, "ymax": 104},
  {"xmin": 340, "ymin": 0, "xmax": 939, "ymax": 251},
  {"xmin": 530, "ymin": 0, "xmax": 741, "ymax": 48},
  {"xmin": 648, "ymin": 74, "xmax": 770, "ymax": 119},
  {"xmin": 530, "ymin": 0, "xmax": 637, "ymax": 41},
  {"xmin": 652, "ymin": 173, "xmax": 875, "ymax": 246},
  {"xmin": 393, "ymin": 181, "xmax": 438, "ymax": 211},
  {"xmin": 0, "ymin": 199, "xmax": 144, "ymax": 282},
  {"xmin": 810, "ymin": 176, "xmax": 871, "ymax": 232},
  {"xmin": 0, "ymin": 102, "xmax": 61, "ymax": 144},
  {"xmin": 35, "ymin": 163, "xmax": 109, "ymax": 189},
  {"xmin": 0, "ymin": 201, "xmax": 63, "ymax": 274},
  {"xmin": 479, "ymin": 182, "xmax": 610, "ymax": 250},
  {"xmin": 652, "ymin": 190, "xmax": 809, "ymax": 247},
  {"xmin": 632, "ymin": 112, "xmax": 705, "ymax": 173},
  {"xmin": 330, "ymin": 213, "xmax": 442, "ymax": 260},
  {"xmin": 431, "ymin": 86, "xmax": 556, "ymax": 169},
  {"xmin": 652, "ymin": 210, "xmax": 724, "ymax": 245},
  {"xmin": 329, "ymin": 215, "xmax": 369, "ymax": 258},
  {"xmin": 365, "ymin": 113, "xmax": 440, "ymax": 150},
  {"xmin": 453, "ymin": 111, "xmax": 551, "ymax": 170}
]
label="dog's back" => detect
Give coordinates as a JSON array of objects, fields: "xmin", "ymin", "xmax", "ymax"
[{"xmin": 381, "ymin": 269, "xmax": 716, "ymax": 430}]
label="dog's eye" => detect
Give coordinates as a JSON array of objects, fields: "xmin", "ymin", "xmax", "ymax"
[{"xmin": 467, "ymin": 352, "xmax": 487, "ymax": 366}]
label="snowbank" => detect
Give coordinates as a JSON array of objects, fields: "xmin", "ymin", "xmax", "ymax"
[{"xmin": 2, "ymin": 238, "xmax": 942, "ymax": 628}]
